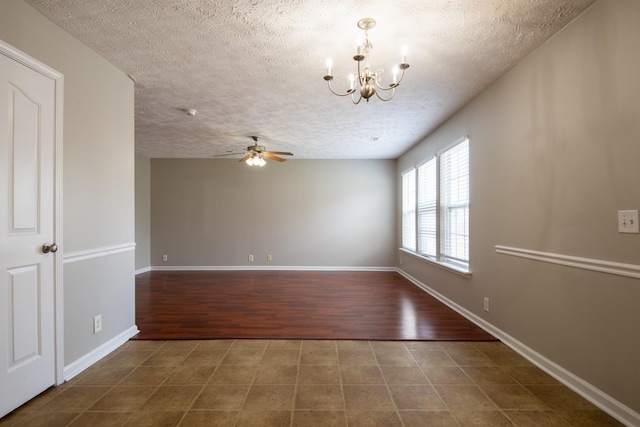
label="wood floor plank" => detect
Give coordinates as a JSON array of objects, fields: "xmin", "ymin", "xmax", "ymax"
[{"xmin": 134, "ymin": 270, "xmax": 496, "ymax": 341}]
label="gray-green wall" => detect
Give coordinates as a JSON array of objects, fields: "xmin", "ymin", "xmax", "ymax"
[
  {"xmin": 398, "ymin": 0, "xmax": 640, "ymax": 417},
  {"xmin": 0, "ymin": 1, "xmax": 136, "ymax": 366},
  {"xmin": 135, "ymin": 154, "xmax": 151, "ymax": 272},
  {"xmin": 151, "ymin": 159, "xmax": 396, "ymax": 268}
]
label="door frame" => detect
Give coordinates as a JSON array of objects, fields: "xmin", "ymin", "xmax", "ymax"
[{"xmin": 0, "ymin": 39, "xmax": 64, "ymax": 385}]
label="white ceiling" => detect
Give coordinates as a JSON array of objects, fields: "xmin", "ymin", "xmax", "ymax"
[{"xmin": 25, "ymin": 0, "xmax": 595, "ymax": 159}]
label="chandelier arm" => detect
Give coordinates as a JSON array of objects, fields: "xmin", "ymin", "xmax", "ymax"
[
  {"xmin": 351, "ymin": 92, "xmax": 363, "ymax": 105},
  {"xmin": 394, "ymin": 67, "xmax": 408, "ymax": 86},
  {"xmin": 372, "ymin": 69, "xmax": 386, "ymax": 90},
  {"xmin": 373, "ymin": 67, "xmax": 407, "ymax": 91},
  {"xmin": 374, "ymin": 87, "xmax": 396, "ymax": 102},
  {"xmin": 327, "ymin": 80, "xmax": 356, "ymax": 97}
]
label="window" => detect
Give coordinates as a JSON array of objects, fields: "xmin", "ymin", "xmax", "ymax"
[
  {"xmin": 417, "ymin": 158, "xmax": 436, "ymax": 257},
  {"xmin": 401, "ymin": 169, "xmax": 416, "ymax": 251},
  {"xmin": 401, "ymin": 137, "xmax": 469, "ymax": 272}
]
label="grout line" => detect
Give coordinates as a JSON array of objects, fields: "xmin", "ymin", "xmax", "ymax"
[
  {"xmin": 173, "ymin": 340, "xmax": 210, "ymax": 427},
  {"xmin": 233, "ymin": 339, "xmax": 267, "ymax": 427},
  {"xmin": 288, "ymin": 340, "xmax": 303, "ymax": 427},
  {"xmin": 371, "ymin": 341, "xmax": 406, "ymax": 426}
]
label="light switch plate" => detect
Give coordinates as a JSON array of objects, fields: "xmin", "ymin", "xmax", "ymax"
[{"xmin": 618, "ymin": 210, "xmax": 639, "ymax": 233}]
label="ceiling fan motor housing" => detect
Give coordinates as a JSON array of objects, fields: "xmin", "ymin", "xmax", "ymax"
[{"xmin": 248, "ymin": 145, "xmax": 266, "ymax": 153}]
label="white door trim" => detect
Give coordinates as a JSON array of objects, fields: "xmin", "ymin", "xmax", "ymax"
[{"xmin": 0, "ymin": 40, "xmax": 64, "ymax": 385}]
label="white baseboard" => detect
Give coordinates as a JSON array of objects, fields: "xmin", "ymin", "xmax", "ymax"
[
  {"xmin": 150, "ymin": 265, "xmax": 396, "ymax": 272},
  {"xmin": 135, "ymin": 266, "xmax": 151, "ymax": 275},
  {"xmin": 63, "ymin": 325, "xmax": 139, "ymax": 381},
  {"xmin": 397, "ymin": 269, "xmax": 640, "ymax": 427}
]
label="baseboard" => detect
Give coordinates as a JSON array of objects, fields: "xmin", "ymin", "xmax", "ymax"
[
  {"xmin": 150, "ymin": 265, "xmax": 397, "ymax": 272},
  {"xmin": 397, "ymin": 269, "xmax": 640, "ymax": 427},
  {"xmin": 63, "ymin": 325, "xmax": 139, "ymax": 381},
  {"xmin": 135, "ymin": 266, "xmax": 151, "ymax": 275}
]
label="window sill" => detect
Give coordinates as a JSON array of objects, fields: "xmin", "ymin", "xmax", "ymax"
[{"xmin": 399, "ymin": 248, "xmax": 472, "ymax": 278}]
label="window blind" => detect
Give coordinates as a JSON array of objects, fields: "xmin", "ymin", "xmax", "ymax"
[
  {"xmin": 417, "ymin": 158, "xmax": 437, "ymax": 257},
  {"xmin": 440, "ymin": 139, "xmax": 469, "ymax": 264}
]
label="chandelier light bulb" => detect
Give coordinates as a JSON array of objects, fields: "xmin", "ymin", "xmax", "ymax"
[{"xmin": 326, "ymin": 58, "xmax": 332, "ymax": 76}]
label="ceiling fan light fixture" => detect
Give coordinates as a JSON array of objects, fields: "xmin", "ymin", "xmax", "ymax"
[
  {"xmin": 324, "ymin": 18, "xmax": 409, "ymax": 104},
  {"xmin": 216, "ymin": 136, "xmax": 293, "ymax": 166},
  {"xmin": 245, "ymin": 153, "xmax": 267, "ymax": 167}
]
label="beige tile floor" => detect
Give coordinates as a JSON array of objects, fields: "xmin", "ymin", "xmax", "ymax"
[{"xmin": 0, "ymin": 340, "xmax": 622, "ymax": 427}]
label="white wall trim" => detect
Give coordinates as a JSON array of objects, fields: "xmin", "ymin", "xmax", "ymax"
[
  {"xmin": 63, "ymin": 326, "xmax": 139, "ymax": 381},
  {"xmin": 397, "ymin": 268, "xmax": 640, "ymax": 427},
  {"xmin": 495, "ymin": 245, "xmax": 640, "ymax": 280},
  {"xmin": 135, "ymin": 266, "xmax": 151, "ymax": 275},
  {"xmin": 151, "ymin": 265, "xmax": 396, "ymax": 272},
  {"xmin": 63, "ymin": 243, "xmax": 136, "ymax": 264}
]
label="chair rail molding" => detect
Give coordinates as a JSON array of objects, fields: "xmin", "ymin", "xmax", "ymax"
[
  {"xmin": 495, "ymin": 245, "xmax": 640, "ymax": 280},
  {"xmin": 64, "ymin": 243, "xmax": 136, "ymax": 264}
]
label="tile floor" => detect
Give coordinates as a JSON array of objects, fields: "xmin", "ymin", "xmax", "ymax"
[{"xmin": 0, "ymin": 339, "xmax": 622, "ymax": 427}]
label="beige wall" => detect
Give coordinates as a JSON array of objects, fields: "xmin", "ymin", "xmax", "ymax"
[
  {"xmin": 135, "ymin": 154, "xmax": 151, "ymax": 271},
  {"xmin": 398, "ymin": 0, "xmax": 640, "ymax": 417},
  {"xmin": 151, "ymin": 159, "xmax": 396, "ymax": 268},
  {"xmin": 0, "ymin": 0, "xmax": 136, "ymax": 365}
]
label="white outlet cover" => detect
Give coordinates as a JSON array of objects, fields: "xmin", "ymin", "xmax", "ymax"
[
  {"xmin": 618, "ymin": 210, "xmax": 639, "ymax": 234},
  {"xmin": 94, "ymin": 315, "xmax": 102, "ymax": 333}
]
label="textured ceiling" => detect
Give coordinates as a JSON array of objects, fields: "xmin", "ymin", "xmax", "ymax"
[{"xmin": 25, "ymin": 0, "xmax": 595, "ymax": 159}]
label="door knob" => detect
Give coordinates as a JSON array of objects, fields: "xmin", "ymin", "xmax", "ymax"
[{"xmin": 42, "ymin": 243, "xmax": 58, "ymax": 254}]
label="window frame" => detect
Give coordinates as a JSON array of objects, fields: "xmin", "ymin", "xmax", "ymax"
[{"xmin": 400, "ymin": 137, "xmax": 470, "ymax": 275}]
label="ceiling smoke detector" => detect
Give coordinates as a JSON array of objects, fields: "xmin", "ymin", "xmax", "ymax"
[{"xmin": 184, "ymin": 108, "xmax": 197, "ymax": 116}]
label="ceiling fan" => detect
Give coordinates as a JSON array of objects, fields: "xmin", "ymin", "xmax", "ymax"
[{"xmin": 216, "ymin": 136, "xmax": 294, "ymax": 166}]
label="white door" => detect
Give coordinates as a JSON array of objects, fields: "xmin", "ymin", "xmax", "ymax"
[{"xmin": 0, "ymin": 43, "xmax": 59, "ymax": 418}]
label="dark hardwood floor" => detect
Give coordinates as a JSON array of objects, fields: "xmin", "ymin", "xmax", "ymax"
[{"xmin": 134, "ymin": 270, "xmax": 496, "ymax": 341}]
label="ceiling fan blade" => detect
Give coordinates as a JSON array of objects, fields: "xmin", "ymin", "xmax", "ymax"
[
  {"xmin": 266, "ymin": 151, "xmax": 293, "ymax": 156},
  {"xmin": 263, "ymin": 152, "xmax": 286, "ymax": 162},
  {"xmin": 214, "ymin": 152, "xmax": 245, "ymax": 157},
  {"xmin": 238, "ymin": 154, "xmax": 251, "ymax": 163}
]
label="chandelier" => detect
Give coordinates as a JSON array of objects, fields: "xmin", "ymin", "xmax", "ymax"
[{"xmin": 324, "ymin": 18, "xmax": 409, "ymax": 104}]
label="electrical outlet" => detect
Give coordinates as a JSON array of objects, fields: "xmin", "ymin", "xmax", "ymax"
[
  {"xmin": 162, "ymin": 254, "xmax": 168, "ymax": 262},
  {"xmin": 93, "ymin": 314, "xmax": 102, "ymax": 334},
  {"xmin": 267, "ymin": 254, "xmax": 272, "ymax": 262},
  {"xmin": 483, "ymin": 297, "xmax": 490, "ymax": 312},
  {"xmin": 618, "ymin": 210, "xmax": 639, "ymax": 233},
  {"xmin": 248, "ymin": 254, "xmax": 254, "ymax": 262}
]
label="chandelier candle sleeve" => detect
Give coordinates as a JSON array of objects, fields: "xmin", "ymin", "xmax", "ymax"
[{"xmin": 324, "ymin": 18, "xmax": 410, "ymax": 104}]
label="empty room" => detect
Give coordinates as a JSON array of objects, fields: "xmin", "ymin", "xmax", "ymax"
[{"xmin": 0, "ymin": 0, "xmax": 639, "ymax": 426}]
